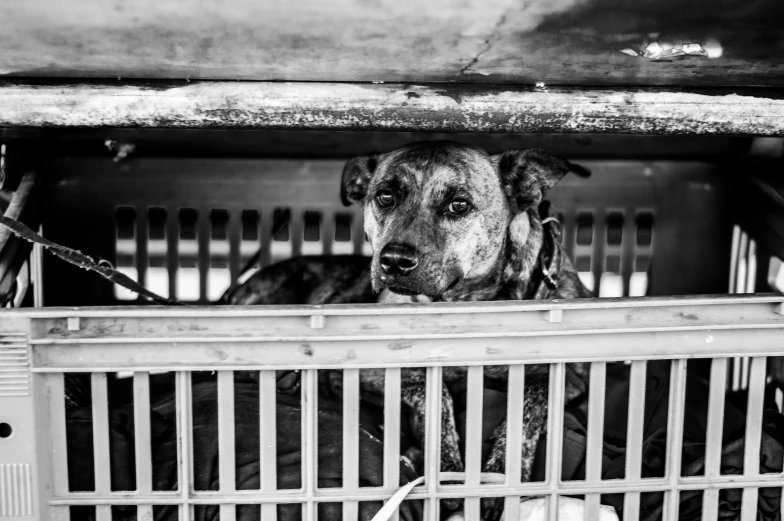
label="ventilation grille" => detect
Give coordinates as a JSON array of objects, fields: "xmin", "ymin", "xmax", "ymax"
[
  {"xmin": 0, "ymin": 335, "xmax": 29, "ymax": 397},
  {"xmin": 562, "ymin": 209, "xmax": 654, "ymax": 298},
  {"xmin": 115, "ymin": 207, "xmax": 370, "ymax": 303},
  {"xmin": 0, "ymin": 463, "xmax": 33, "ymax": 517}
]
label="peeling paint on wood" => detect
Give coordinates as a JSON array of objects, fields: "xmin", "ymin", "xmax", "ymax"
[
  {"xmin": 2, "ymin": 0, "xmax": 784, "ymax": 86},
  {"xmin": 1, "ymin": 82, "xmax": 783, "ymax": 135}
]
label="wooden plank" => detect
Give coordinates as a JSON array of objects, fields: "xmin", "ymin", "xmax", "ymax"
[
  {"xmin": 1, "ymin": 82, "xmax": 784, "ymax": 135},
  {"xmin": 1, "ymin": 0, "xmax": 783, "ymax": 86}
]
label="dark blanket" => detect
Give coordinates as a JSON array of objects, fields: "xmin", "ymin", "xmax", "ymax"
[
  {"xmin": 65, "ymin": 380, "xmax": 423, "ymax": 521},
  {"xmin": 534, "ymin": 361, "xmax": 784, "ymax": 521}
]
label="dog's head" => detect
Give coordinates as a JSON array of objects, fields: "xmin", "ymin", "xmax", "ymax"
[{"xmin": 341, "ymin": 141, "xmax": 589, "ymax": 299}]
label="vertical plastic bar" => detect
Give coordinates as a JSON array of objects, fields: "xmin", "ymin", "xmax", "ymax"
[
  {"xmin": 465, "ymin": 366, "xmax": 484, "ymax": 487},
  {"xmin": 465, "ymin": 498, "xmax": 481, "ymax": 521},
  {"xmin": 621, "ymin": 206, "xmax": 636, "ymax": 297},
  {"xmin": 586, "ymin": 362, "xmax": 607, "ymax": 482},
  {"xmin": 584, "ymin": 496, "xmax": 601, "ymax": 521},
  {"xmin": 383, "ymin": 368, "xmax": 402, "ymax": 490},
  {"xmin": 702, "ymin": 489, "xmax": 720, "ymax": 521},
  {"xmin": 504, "ymin": 364, "xmax": 525, "ymax": 521},
  {"xmin": 259, "ymin": 208, "xmax": 273, "ymax": 269},
  {"xmin": 176, "ymin": 371, "xmax": 193, "ymax": 521},
  {"xmin": 744, "ymin": 357, "xmax": 767, "ymax": 476},
  {"xmin": 134, "ymin": 373, "xmax": 153, "ymax": 493},
  {"xmin": 737, "ymin": 231, "xmax": 749, "ymax": 294},
  {"xmin": 32, "ymin": 226, "xmax": 44, "ymax": 306},
  {"xmin": 218, "ymin": 372, "xmax": 237, "ymax": 492},
  {"xmin": 505, "ymin": 364, "xmax": 525, "ymax": 483},
  {"xmin": 96, "ymin": 505, "xmax": 111, "ymax": 521},
  {"xmin": 262, "ymin": 504, "xmax": 278, "ymax": 521},
  {"xmin": 197, "ymin": 206, "xmax": 210, "ymax": 302},
  {"xmin": 664, "ymin": 360, "xmax": 687, "ymax": 521},
  {"xmin": 259, "ymin": 370, "xmax": 278, "ymax": 494},
  {"xmin": 91, "ymin": 373, "xmax": 111, "ymax": 495},
  {"xmin": 546, "ymin": 363, "xmax": 566, "ymax": 521},
  {"xmin": 740, "ymin": 487, "xmax": 760, "ymax": 521},
  {"xmin": 424, "ymin": 366, "xmax": 443, "ymax": 521},
  {"xmin": 625, "ymin": 361, "xmax": 647, "ymax": 481},
  {"xmin": 343, "ymin": 369, "xmax": 360, "ymax": 490},
  {"xmin": 344, "ymin": 501, "xmax": 359, "ymax": 521},
  {"xmin": 584, "ymin": 362, "xmax": 606, "ymax": 521},
  {"xmin": 352, "ymin": 214, "xmax": 365, "ymax": 256},
  {"xmin": 592, "ymin": 210, "xmax": 605, "ymax": 297},
  {"xmin": 463, "ymin": 366, "xmax": 484, "ymax": 521},
  {"xmin": 290, "ymin": 211, "xmax": 303, "ymax": 258},
  {"xmin": 228, "ymin": 209, "xmax": 242, "ymax": 283},
  {"xmin": 218, "ymin": 371, "xmax": 237, "ymax": 521},
  {"xmin": 741, "ymin": 356, "xmax": 751, "ymax": 391},
  {"xmin": 321, "ymin": 210, "xmax": 335, "ymax": 256},
  {"xmin": 303, "ymin": 370, "xmax": 318, "ymax": 521},
  {"xmin": 136, "ymin": 211, "xmax": 148, "ymax": 290},
  {"xmin": 705, "ymin": 358, "xmax": 728, "ymax": 478},
  {"xmin": 48, "ymin": 374, "xmax": 69, "ymax": 496},
  {"xmin": 622, "ymin": 494, "xmax": 640, "ymax": 521},
  {"xmin": 504, "ymin": 496, "xmax": 522, "ymax": 521},
  {"xmin": 166, "ymin": 205, "xmax": 178, "ymax": 300},
  {"xmin": 746, "ymin": 240, "xmax": 758, "ymax": 293},
  {"xmin": 729, "ymin": 225, "xmax": 741, "ymax": 293},
  {"xmin": 137, "ymin": 505, "xmax": 153, "ymax": 521}
]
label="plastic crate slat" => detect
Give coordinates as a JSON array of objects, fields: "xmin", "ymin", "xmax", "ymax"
[
  {"xmin": 259, "ymin": 370, "xmax": 278, "ymax": 494},
  {"xmin": 302, "ymin": 369, "xmax": 318, "ymax": 521},
  {"xmin": 545, "ymin": 363, "xmax": 566, "ymax": 521},
  {"xmin": 175, "ymin": 371, "xmax": 194, "ymax": 521},
  {"xmin": 625, "ymin": 361, "xmax": 647, "ymax": 481},
  {"xmin": 424, "ymin": 366, "xmax": 442, "ymax": 521},
  {"xmin": 91, "ymin": 373, "xmax": 111, "ymax": 495},
  {"xmin": 743, "ymin": 357, "xmax": 767, "ymax": 475},
  {"xmin": 48, "ymin": 374, "xmax": 70, "ymax": 496},
  {"xmin": 464, "ymin": 365, "xmax": 484, "ymax": 488},
  {"xmin": 504, "ymin": 364, "xmax": 525, "ymax": 487},
  {"xmin": 342, "ymin": 368, "xmax": 360, "ymax": 491},
  {"xmin": 585, "ymin": 362, "xmax": 606, "ymax": 483},
  {"xmin": 705, "ymin": 358, "xmax": 728, "ymax": 478},
  {"xmin": 218, "ymin": 371, "xmax": 237, "ymax": 493},
  {"xmin": 622, "ymin": 492, "xmax": 641, "ymax": 521},
  {"xmin": 383, "ymin": 368, "xmax": 401, "ymax": 490},
  {"xmin": 137, "ymin": 504, "xmax": 153, "ymax": 520},
  {"xmin": 740, "ymin": 487, "xmax": 760, "ymax": 521},
  {"xmin": 133, "ymin": 372, "xmax": 153, "ymax": 494}
]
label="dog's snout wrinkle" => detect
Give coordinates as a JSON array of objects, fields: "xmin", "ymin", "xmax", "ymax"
[{"xmin": 379, "ymin": 243, "xmax": 419, "ymax": 276}]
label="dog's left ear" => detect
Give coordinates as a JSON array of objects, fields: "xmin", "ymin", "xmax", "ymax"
[
  {"xmin": 494, "ymin": 149, "xmax": 590, "ymax": 212},
  {"xmin": 341, "ymin": 154, "xmax": 379, "ymax": 207}
]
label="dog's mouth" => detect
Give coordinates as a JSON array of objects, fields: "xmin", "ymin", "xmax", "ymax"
[
  {"xmin": 381, "ymin": 276, "xmax": 462, "ymax": 299},
  {"xmin": 385, "ymin": 285, "xmax": 420, "ymax": 296}
]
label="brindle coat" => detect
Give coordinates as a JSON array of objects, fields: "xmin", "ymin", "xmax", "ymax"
[{"xmin": 222, "ymin": 141, "xmax": 593, "ymax": 521}]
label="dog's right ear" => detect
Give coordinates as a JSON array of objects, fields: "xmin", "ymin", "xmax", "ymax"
[{"xmin": 341, "ymin": 155, "xmax": 379, "ymax": 206}]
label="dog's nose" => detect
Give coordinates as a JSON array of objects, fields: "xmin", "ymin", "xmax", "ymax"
[{"xmin": 379, "ymin": 244, "xmax": 419, "ymax": 276}]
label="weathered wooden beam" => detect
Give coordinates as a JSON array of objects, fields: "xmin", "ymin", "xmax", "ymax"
[{"xmin": 1, "ymin": 82, "xmax": 784, "ymax": 135}]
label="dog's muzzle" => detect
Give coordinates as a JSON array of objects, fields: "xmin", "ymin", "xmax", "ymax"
[{"xmin": 379, "ymin": 243, "xmax": 419, "ymax": 277}]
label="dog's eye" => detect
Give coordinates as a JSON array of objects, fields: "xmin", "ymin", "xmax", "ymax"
[
  {"xmin": 447, "ymin": 199, "xmax": 470, "ymax": 215},
  {"xmin": 375, "ymin": 191, "xmax": 395, "ymax": 208}
]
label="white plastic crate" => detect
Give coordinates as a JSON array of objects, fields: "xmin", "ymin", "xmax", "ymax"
[
  {"xmin": 0, "ymin": 149, "xmax": 782, "ymax": 521},
  {"xmin": 1, "ymin": 296, "xmax": 784, "ymax": 521}
]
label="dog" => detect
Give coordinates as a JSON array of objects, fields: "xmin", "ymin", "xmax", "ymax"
[{"xmin": 222, "ymin": 141, "xmax": 592, "ymax": 520}]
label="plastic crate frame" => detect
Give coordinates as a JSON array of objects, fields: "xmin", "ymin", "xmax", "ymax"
[{"xmin": 1, "ymin": 296, "xmax": 784, "ymax": 521}]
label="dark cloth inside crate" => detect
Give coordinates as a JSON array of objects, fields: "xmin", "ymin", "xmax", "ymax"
[
  {"xmin": 547, "ymin": 361, "xmax": 784, "ymax": 521},
  {"xmin": 64, "ymin": 380, "xmax": 423, "ymax": 521}
]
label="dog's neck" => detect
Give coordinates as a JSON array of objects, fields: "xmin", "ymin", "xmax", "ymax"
[{"xmin": 377, "ymin": 208, "xmax": 551, "ymax": 304}]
